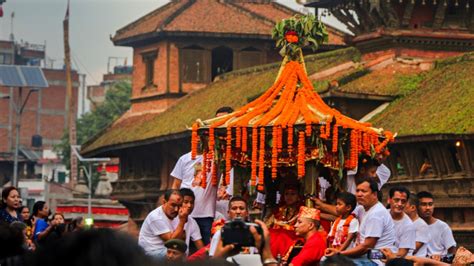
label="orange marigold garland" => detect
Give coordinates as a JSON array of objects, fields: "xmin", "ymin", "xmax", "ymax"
[
  {"xmin": 271, "ymin": 127, "xmax": 278, "ymax": 180},
  {"xmin": 288, "ymin": 125, "xmax": 294, "ymax": 155},
  {"xmin": 191, "ymin": 122, "xmax": 199, "ymax": 160},
  {"xmin": 297, "ymin": 131, "xmax": 305, "ymax": 178},
  {"xmin": 225, "ymin": 128, "xmax": 232, "ymax": 186},
  {"xmin": 258, "ymin": 127, "xmax": 266, "ymax": 191},
  {"xmin": 242, "ymin": 127, "xmax": 248, "ymax": 153},
  {"xmin": 236, "ymin": 127, "xmax": 241, "ymax": 149},
  {"xmin": 251, "ymin": 127, "xmax": 258, "ymax": 187},
  {"xmin": 332, "ymin": 125, "xmax": 338, "ymax": 153}
]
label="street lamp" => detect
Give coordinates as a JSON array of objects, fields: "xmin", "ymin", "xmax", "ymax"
[
  {"xmin": 70, "ymin": 145, "xmax": 110, "ymax": 223},
  {"xmin": 12, "ymin": 87, "xmax": 39, "ymax": 187},
  {"xmin": 0, "ymin": 65, "xmax": 48, "ymax": 188}
]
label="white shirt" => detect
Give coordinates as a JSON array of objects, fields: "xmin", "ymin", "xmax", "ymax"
[
  {"xmin": 330, "ymin": 216, "xmax": 359, "ymax": 249},
  {"xmin": 412, "ymin": 217, "xmax": 430, "ymax": 258},
  {"xmin": 426, "ymin": 219, "xmax": 456, "ymax": 256},
  {"xmin": 355, "ymin": 202, "xmax": 396, "ymax": 250},
  {"xmin": 393, "ymin": 213, "xmax": 416, "ymax": 251},
  {"xmin": 346, "ymin": 164, "xmax": 391, "ymax": 194},
  {"xmin": 171, "ymin": 216, "xmax": 202, "ymax": 255},
  {"xmin": 138, "ymin": 206, "xmax": 174, "ymax": 254},
  {"xmin": 171, "ymin": 152, "xmax": 217, "ymax": 218}
]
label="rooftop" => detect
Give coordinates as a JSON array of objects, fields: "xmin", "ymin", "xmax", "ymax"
[{"xmin": 112, "ymin": 0, "xmax": 346, "ymax": 46}]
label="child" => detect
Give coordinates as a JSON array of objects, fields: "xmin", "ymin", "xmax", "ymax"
[{"xmin": 327, "ymin": 192, "xmax": 358, "ymax": 251}]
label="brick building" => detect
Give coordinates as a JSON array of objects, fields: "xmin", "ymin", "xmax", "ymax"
[
  {"xmin": 0, "ymin": 39, "xmax": 80, "ymax": 207},
  {"xmin": 87, "ymin": 65, "xmax": 132, "ymax": 110},
  {"xmin": 111, "ymin": 0, "xmax": 346, "ymax": 115}
]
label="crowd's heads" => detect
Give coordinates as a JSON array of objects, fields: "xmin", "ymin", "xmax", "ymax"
[
  {"xmin": 356, "ymin": 155, "xmax": 380, "ymax": 179},
  {"xmin": 321, "ymin": 254, "xmax": 355, "ymax": 266},
  {"xmin": 20, "ymin": 206, "xmax": 30, "ymax": 221},
  {"xmin": 179, "ymin": 188, "xmax": 195, "ymax": 214},
  {"xmin": 335, "ymin": 192, "xmax": 357, "ymax": 216},
  {"xmin": 0, "ymin": 221, "xmax": 25, "ymax": 260},
  {"xmin": 32, "ymin": 201, "xmax": 50, "ymax": 219},
  {"xmin": 227, "ymin": 196, "xmax": 248, "ymax": 220},
  {"xmin": 52, "ymin": 213, "xmax": 65, "ymax": 225},
  {"xmin": 163, "ymin": 189, "xmax": 183, "ymax": 220},
  {"xmin": 26, "ymin": 228, "xmax": 153, "ymax": 266},
  {"xmin": 416, "ymin": 191, "xmax": 435, "ymax": 220},
  {"xmin": 67, "ymin": 217, "xmax": 84, "ymax": 233},
  {"xmin": 404, "ymin": 193, "xmax": 419, "ymax": 216},
  {"xmin": 295, "ymin": 206, "xmax": 320, "ymax": 237},
  {"xmin": 388, "ymin": 186, "xmax": 410, "ymax": 215},
  {"xmin": 355, "ymin": 178, "xmax": 379, "ymax": 207},
  {"xmin": 1, "ymin": 186, "xmax": 20, "ymax": 210},
  {"xmin": 215, "ymin": 106, "xmax": 234, "ymax": 117},
  {"xmin": 165, "ymin": 239, "xmax": 187, "ymax": 262}
]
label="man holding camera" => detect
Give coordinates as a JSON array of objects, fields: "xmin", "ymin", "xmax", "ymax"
[
  {"xmin": 287, "ymin": 206, "xmax": 326, "ymax": 266},
  {"xmin": 209, "ymin": 196, "xmax": 250, "ymax": 257}
]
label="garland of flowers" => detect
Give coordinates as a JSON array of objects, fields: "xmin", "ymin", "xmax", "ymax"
[
  {"xmin": 191, "ymin": 122, "xmax": 199, "ymax": 160},
  {"xmin": 297, "ymin": 131, "xmax": 306, "ymax": 178},
  {"xmin": 328, "ymin": 214, "xmax": 355, "ymax": 249},
  {"xmin": 225, "ymin": 127, "xmax": 232, "ymax": 186},
  {"xmin": 251, "ymin": 127, "xmax": 258, "ymax": 187},
  {"xmin": 258, "ymin": 127, "xmax": 266, "ymax": 191}
]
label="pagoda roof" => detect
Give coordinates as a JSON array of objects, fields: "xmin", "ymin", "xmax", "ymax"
[
  {"xmin": 81, "ymin": 48, "xmax": 360, "ymax": 156},
  {"xmin": 112, "ymin": 0, "xmax": 347, "ymax": 46},
  {"xmin": 370, "ymin": 52, "xmax": 474, "ymax": 137}
]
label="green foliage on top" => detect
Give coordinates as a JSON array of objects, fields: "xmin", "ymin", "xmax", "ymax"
[
  {"xmin": 82, "ymin": 48, "xmax": 361, "ymax": 155},
  {"xmin": 370, "ymin": 53, "xmax": 474, "ymax": 136},
  {"xmin": 272, "ymin": 14, "xmax": 328, "ymax": 59},
  {"xmin": 55, "ymin": 81, "xmax": 131, "ymax": 165}
]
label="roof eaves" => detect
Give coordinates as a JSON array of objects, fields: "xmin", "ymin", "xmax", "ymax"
[{"xmin": 392, "ymin": 133, "xmax": 474, "ymax": 144}]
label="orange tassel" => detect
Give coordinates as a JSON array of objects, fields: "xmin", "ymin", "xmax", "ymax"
[
  {"xmin": 251, "ymin": 127, "xmax": 258, "ymax": 187},
  {"xmin": 242, "ymin": 127, "xmax": 248, "ymax": 153},
  {"xmin": 225, "ymin": 128, "xmax": 232, "ymax": 186},
  {"xmin": 332, "ymin": 125, "xmax": 338, "ymax": 153},
  {"xmin": 271, "ymin": 127, "xmax": 278, "ymax": 180},
  {"xmin": 191, "ymin": 122, "xmax": 199, "ymax": 160},
  {"xmin": 297, "ymin": 131, "xmax": 305, "ymax": 178},
  {"xmin": 288, "ymin": 125, "xmax": 293, "ymax": 155},
  {"xmin": 258, "ymin": 127, "xmax": 266, "ymax": 190}
]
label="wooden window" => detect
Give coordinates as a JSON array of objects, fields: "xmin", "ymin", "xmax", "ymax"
[
  {"xmin": 142, "ymin": 51, "xmax": 158, "ymax": 88},
  {"xmin": 239, "ymin": 47, "xmax": 262, "ymax": 69},
  {"xmin": 181, "ymin": 46, "xmax": 206, "ymax": 83}
]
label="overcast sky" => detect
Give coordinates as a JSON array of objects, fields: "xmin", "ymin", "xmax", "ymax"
[{"xmin": 0, "ymin": 0, "xmax": 346, "ymax": 85}]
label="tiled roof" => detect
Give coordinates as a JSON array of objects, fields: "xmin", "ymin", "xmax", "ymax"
[
  {"xmin": 370, "ymin": 53, "xmax": 474, "ymax": 136},
  {"xmin": 112, "ymin": 0, "xmax": 345, "ymax": 46},
  {"xmin": 81, "ymin": 48, "xmax": 360, "ymax": 156}
]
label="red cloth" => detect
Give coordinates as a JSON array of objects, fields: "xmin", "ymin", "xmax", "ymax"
[
  {"xmin": 290, "ymin": 232, "xmax": 326, "ymax": 266},
  {"xmin": 187, "ymin": 244, "xmax": 210, "ymax": 261},
  {"xmin": 269, "ymin": 228, "xmax": 302, "ymax": 258},
  {"xmin": 320, "ymin": 218, "xmax": 331, "ymax": 235}
]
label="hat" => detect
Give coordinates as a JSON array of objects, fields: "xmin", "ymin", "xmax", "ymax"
[
  {"xmin": 165, "ymin": 239, "xmax": 187, "ymax": 253},
  {"xmin": 298, "ymin": 206, "xmax": 320, "ymax": 221}
]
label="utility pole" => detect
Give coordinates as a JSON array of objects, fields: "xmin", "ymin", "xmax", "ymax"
[{"xmin": 63, "ymin": 1, "xmax": 77, "ymax": 187}]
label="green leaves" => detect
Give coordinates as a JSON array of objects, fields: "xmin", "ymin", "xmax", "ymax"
[{"xmin": 272, "ymin": 14, "xmax": 329, "ymax": 59}]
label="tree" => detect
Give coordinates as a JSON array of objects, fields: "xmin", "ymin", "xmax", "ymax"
[{"xmin": 55, "ymin": 80, "xmax": 131, "ymax": 170}]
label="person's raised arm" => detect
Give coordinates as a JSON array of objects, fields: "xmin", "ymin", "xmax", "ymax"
[
  {"xmin": 159, "ymin": 207, "xmax": 189, "ymax": 241},
  {"xmin": 171, "ymin": 177, "xmax": 182, "ymax": 189},
  {"xmin": 311, "ymin": 197, "xmax": 338, "ymax": 216}
]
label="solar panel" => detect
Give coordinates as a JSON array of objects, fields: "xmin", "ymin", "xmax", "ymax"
[{"xmin": 0, "ymin": 65, "xmax": 49, "ymax": 88}]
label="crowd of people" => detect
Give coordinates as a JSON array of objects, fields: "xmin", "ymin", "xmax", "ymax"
[{"xmin": 0, "ymin": 107, "xmax": 471, "ymax": 266}]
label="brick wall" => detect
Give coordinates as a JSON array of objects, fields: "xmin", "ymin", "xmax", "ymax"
[{"xmin": 0, "ymin": 69, "xmax": 79, "ymax": 153}]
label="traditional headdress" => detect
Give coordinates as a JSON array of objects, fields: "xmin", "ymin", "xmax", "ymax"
[{"xmin": 298, "ymin": 206, "xmax": 320, "ymax": 221}]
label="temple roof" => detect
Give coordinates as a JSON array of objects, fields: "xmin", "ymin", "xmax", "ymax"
[
  {"xmin": 112, "ymin": 0, "xmax": 347, "ymax": 46},
  {"xmin": 81, "ymin": 48, "xmax": 360, "ymax": 156},
  {"xmin": 370, "ymin": 52, "xmax": 474, "ymax": 136}
]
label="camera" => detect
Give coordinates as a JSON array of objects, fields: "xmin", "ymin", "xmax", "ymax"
[
  {"xmin": 367, "ymin": 249, "xmax": 386, "ymax": 260},
  {"xmin": 221, "ymin": 218, "xmax": 263, "ymax": 248}
]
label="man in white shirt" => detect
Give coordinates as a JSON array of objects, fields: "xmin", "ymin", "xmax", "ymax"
[
  {"xmin": 138, "ymin": 190, "xmax": 190, "ymax": 259},
  {"xmin": 417, "ymin": 191, "xmax": 457, "ymax": 258},
  {"xmin": 174, "ymin": 188, "xmax": 204, "ymax": 255},
  {"xmin": 387, "ymin": 186, "xmax": 415, "ymax": 257},
  {"xmin": 404, "ymin": 193, "xmax": 431, "ymax": 258},
  {"xmin": 326, "ymin": 179, "xmax": 396, "ymax": 265},
  {"xmin": 171, "ymin": 107, "xmax": 234, "ymax": 245}
]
